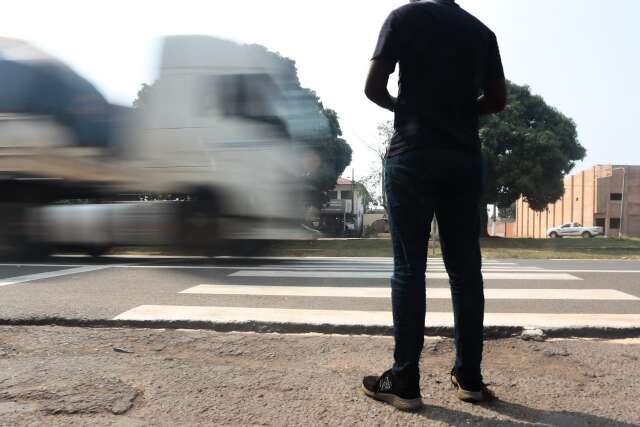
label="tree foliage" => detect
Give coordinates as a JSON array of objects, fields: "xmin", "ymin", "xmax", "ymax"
[
  {"xmin": 360, "ymin": 122, "xmax": 392, "ymax": 212},
  {"xmin": 498, "ymin": 203, "xmax": 516, "ymax": 221},
  {"xmin": 481, "ymin": 82, "xmax": 586, "ymax": 211},
  {"xmin": 132, "ymin": 83, "xmax": 153, "ymax": 109},
  {"xmin": 304, "ymin": 106, "xmax": 353, "ymax": 206}
]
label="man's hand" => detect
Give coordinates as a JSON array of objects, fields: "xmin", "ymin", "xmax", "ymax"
[
  {"xmin": 478, "ymin": 79, "xmax": 507, "ymax": 115},
  {"xmin": 365, "ymin": 59, "xmax": 397, "ymax": 112}
]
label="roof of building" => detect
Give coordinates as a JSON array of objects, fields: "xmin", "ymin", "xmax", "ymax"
[{"xmin": 337, "ymin": 177, "xmax": 352, "ymax": 185}]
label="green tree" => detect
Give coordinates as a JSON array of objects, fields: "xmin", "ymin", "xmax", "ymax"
[
  {"xmin": 498, "ymin": 203, "xmax": 516, "ymax": 221},
  {"xmin": 303, "ymin": 105, "xmax": 353, "ymax": 207},
  {"xmin": 480, "ymin": 81, "xmax": 586, "ymax": 233},
  {"xmin": 132, "ymin": 83, "xmax": 153, "ymax": 109},
  {"xmin": 360, "ymin": 122, "xmax": 392, "ymax": 212}
]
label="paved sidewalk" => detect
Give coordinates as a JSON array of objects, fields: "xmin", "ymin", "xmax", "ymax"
[{"xmin": 1, "ymin": 327, "xmax": 639, "ymax": 426}]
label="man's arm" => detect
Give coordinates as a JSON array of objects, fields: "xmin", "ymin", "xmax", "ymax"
[
  {"xmin": 365, "ymin": 59, "xmax": 396, "ymax": 112},
  {"xmin": 480, "ymin": 31, "xmax": 507, "ymax": 115},
  {"xmin": 478, "ymin": 79, "xmax": 507, "ymax": 115}
]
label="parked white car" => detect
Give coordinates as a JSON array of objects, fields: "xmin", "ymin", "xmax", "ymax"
[{"xmin": 547, "ymin": 223, "xmax": 603, "ymax": 238}]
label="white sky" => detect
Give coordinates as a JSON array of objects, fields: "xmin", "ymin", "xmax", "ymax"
[{"xmin": 2, "ymin": 0, "xmax": 639, "ymax": 179}]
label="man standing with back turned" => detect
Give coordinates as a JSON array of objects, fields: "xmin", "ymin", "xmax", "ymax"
[{"xmin": 362, "ymin": 0, "xmax": 506, "ymax": 411}]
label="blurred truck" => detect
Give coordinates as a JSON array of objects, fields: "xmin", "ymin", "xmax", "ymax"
[{"xmin": 0, "ymin": 36, "xmax": 325, "ymax": 258}]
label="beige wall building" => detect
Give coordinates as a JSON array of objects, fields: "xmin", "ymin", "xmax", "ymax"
[{"xmin": 514, "ymin": 165, "xmax": 640, "ymax": 238}]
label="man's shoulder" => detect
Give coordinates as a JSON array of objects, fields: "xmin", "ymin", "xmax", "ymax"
[
  {"xmin": 392, "ymin": 1, "xmax": 435, "ymax": 17},
  {"xmin": 393, "ymin": 1, "xmax": 495, "ymax": 35}
]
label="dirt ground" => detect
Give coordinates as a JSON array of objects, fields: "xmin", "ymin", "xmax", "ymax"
[{"xmin": 1, "ymin": 326, "xmax": 639, "ymax": 426}]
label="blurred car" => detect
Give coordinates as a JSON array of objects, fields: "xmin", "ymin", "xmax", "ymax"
[{"xmin": 547, "ymin": 223, "xmax": 603, "ymax": 238}]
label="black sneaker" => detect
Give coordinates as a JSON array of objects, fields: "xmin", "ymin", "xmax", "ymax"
[
  {"xmin": 362, "ymin": 369, "xmax": 423, "ymax": 411},
  {"xmin": 450, "ymin": 368, "xmax": 496, "ymax": 403}
]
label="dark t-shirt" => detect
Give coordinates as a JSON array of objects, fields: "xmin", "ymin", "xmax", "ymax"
[{"xmin": 373, "ymin": 0, "xmax": 504, "ymax": 156}]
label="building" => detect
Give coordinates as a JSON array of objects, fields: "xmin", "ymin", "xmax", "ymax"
[
  {"xmin": 513, "ymin": 165, "xmax": 640, "ymax": 238},
  {"xmin": 489, "ymin": 220, "xmax": 516, "ymax": 238},
  {"xmin": 318, "ymin": 177, "xmax": 368, "ymax": 237}
]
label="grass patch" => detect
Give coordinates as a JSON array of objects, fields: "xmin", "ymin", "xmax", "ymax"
[
  {"xmin": 112, "ymin": 237, "xmax": 640, "ymax": 259},
  {"xmin": 266, "ymin": 237, "xmax": 640, "ymax": 259}
]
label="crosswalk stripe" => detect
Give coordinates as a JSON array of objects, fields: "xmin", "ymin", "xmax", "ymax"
[
  {"xmin": 180, "ymin": 285, "xmax": 639, "ymax": 301},
  {"xmin": 247, "ymin": 266, "xmax": 543, "ymax": 272},
  {"xmin": 229, "ymin": 271, "xmax": 583, "ymax": 281},
  {"xmin": 256, "ymin": 262, "xmax": 519, "ymax": 267},
  {"xmin": 114, "ymin": 305, "xmax": 640, "ymax": 329}
]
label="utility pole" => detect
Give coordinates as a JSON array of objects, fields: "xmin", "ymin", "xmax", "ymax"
[
  {"xmin": 491, "ymin": 204, "xmax": 497, "ymax": 237},
  {"xmin": 612, "ymin": 167, "xmax": 626, "ymax": 239},
  {"xmin": 620, "ymin": 168, "xmax": 626, "ymax": 239},
  {"xmin": 352, "ymin": 168, "xmax": 356, "ymax": 236},
  {"xmin": 352, "ymin": 168, "xmax": 355, "ymax": 216}
]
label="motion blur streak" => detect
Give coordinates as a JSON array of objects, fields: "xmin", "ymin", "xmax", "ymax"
[{"xmin": 0, "ymin": 36, "xmax": 328, "ymax": 259}]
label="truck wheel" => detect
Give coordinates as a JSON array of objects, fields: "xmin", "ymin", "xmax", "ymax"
[
  {"xmin": 224, "ymin": 239, "xmax": 272, "ymax": 257},
  {"xmin": 582, "ymin": 231, "xmax": 593, "ymax": 238},
  {"xmin": 87, "ymin": 245, "xmax": 110, "ymax": 258},
  {"xmin": 549, "ymin": 231, "xmax": 560, "ymax": 239},
  {"xmin": 179, "ymin": 188, "xmax": 221, "ymax": 250},
  {"xmin": 0, "ymin": 204, "xmax": 50, "ymax": 261}
]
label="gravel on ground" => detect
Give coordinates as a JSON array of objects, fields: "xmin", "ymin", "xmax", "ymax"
[{"xmin": 1, "ymin": 326, "xmax": 639, "ymax": 426}]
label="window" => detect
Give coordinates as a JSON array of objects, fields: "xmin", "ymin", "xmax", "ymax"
[
  {"xmin": 595, "ymin": 218, "xmax": 606, "ymax": 229},
  {"xmin": 217, "ymin": 74, "xmax": 283, "ymax": 124},
  {"xmin": 340, "ymin": 190, "xmax": 353, "ymax": 200},
  {"xmin": 610, "ymin": 218, "xmax": 621, "ymax": 229},
  {"xmin": 327, "ymin": 191, "xmax": 338, "ymax": 200},
  {"xmin": 610, "ymin": 193, "xmax": 623, "ymax": 201}
]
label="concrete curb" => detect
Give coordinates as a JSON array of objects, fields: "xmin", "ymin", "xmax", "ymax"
[{"xmin": 2, "ymin": 318, "xmax": 640, "ymax": 339}]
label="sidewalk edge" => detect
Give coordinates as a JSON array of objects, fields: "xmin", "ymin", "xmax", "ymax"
[{"xmin": 2, "ymin": 318, "xmax": 640, "ymax": 339}]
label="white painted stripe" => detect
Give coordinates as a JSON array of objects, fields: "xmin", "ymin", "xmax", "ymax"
[
  {"xmin": 256, "ymin": 262, "xmax": 518, "ymax": 267},
  {"xmin": 229, "ymin": 270, "xmax": 583, "ymax": 281},
  {"xmin": 114, "ymin": 305, "xmax": 640, "ymax": 329},
  {"xmin": 0, "ymin": 265, "xmax": 113, "ymax": 287},
  {"xmin": 109, "ymin": 266, "xmax": 640, "ymax": 274},
  {"xmin": 530, "ymin": 269, "xmax": 640, "ymax": 274},
  {"xmin": 250, "ymin": 266, "xmax": 538, "ymax": 272},
  {"xmin": 0, "ymin": 263, "xmax": 90, "ymax": 268},
  {"xmin": 70, "ymin": 255, "xmax": 400, "ymax": 262},
  {"xmin": 181, "ymin": 285, "xmax": 639, "ymax": 301},
  {"xmin": 104, "ymin": 265, "xmax": 540, "ymax": 275}
]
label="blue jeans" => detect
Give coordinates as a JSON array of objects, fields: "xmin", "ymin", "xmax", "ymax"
[{"xmin": 385, "ymin": 148, "xmax": 485, "ymax": 383}]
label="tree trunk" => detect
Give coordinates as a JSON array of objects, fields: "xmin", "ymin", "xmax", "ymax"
[
  {"xmin": 479, "ymin": 203, "xmax": 490, "ymax": 238},
  {"xmin": 379, "ymin": 156, "xmax": 389, "ymax": 218}
]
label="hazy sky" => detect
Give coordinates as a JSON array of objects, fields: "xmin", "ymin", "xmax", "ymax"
[{"xmin": 2, "ymin": 0, "xmax": 638, "ymax": 178}]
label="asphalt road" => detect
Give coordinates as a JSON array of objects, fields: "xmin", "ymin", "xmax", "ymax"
[{"xmin": 0, "ymin": 256, "xmax": 639, "ymax": 333}]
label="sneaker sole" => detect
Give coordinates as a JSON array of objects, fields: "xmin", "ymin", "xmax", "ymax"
[
  {"xmin": 361, "ymin": 385, "xmax": 423, "ymax": 411},
  {"xmin": 450, "ymin": 375, "xmax": 491, "ymax": 403}
]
